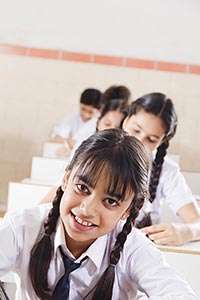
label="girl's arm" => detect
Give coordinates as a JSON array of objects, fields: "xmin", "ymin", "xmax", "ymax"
[
  {"xmin": 141, "ymin": 203, "xmax": 200, "ymax": 245},
  {"xmin": 132, "ymin": 240, "xmax": 199, "ymax": 299},
  {"xmin": 0, "ymin": 217, "xmax": 19, "ymax": 277}
]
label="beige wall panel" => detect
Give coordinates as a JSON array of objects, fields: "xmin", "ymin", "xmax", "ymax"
[{"xmin": 0, "ymin": 53, "xmax": 200, "ymax": 206}]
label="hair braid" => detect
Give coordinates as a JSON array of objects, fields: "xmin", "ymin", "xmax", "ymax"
[
  {"xmin": 92, "ymin": 196, "xmax": 144, "ymax": 300},
  {"xmin": 149, "ymin": 140, "xmax": 169, "ymax": 203},
  {"xmin": 29, "ymin": 186, "xmax": 63, "ymax": 300}
]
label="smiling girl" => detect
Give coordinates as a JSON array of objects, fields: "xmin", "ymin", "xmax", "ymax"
[{"xmin": 0, "ymin": 128, "xmax": 198, "ymax": 299}]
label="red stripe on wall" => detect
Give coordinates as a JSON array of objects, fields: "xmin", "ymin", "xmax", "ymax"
[
  {"xmin": 0, "ymin": 44, "xmax": 27, "ymax": 56},
  {"xmin": 0, "ymin": 43, "xmax": 200, "ymax": 75},
  {"xmin": 156, "ymin": 61, "xmax": 187, "ymax": 73},
  {"xmin": 126, "ymin": 58, "xmax": 155, "ymax": 69},
  {"xmin": 61, "ymin": 51, "xmax": 91, "ymax": 63},
  {"xmin": 93, "ymin": 54, "xmax": 124, "ymax": 66},
  {"xmin": 188, "ymin": 65, "xmax": 200, "ymax": 75},
  {"xmin": 28, "ymin": 48, "xmax": 58, "ymax": 59}
]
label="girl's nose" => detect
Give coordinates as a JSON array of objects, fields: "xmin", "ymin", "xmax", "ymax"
[{"xmin": 79, "ymin": 197, "xmax": 98, "ymax": 217}]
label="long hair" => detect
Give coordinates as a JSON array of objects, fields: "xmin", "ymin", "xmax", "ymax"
[
  {"xmin": 127, "ymin": 93, "xmax": 177, "ymax": 227},
  {"xmin": 29, "ymin": 128, "xmax": 149, "ymax": 300}
]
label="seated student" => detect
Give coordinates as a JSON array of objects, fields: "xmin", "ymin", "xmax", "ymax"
[
  {"xmin": 51, "ymin": 88, "xmax": 102, "ymax": 155},
  {"xmin": 122, "ymin": 92, "xmax": 200, "ymax": 246},
  {"xmin": 0, "ymin": 129, "xmax": 198, "ymax": 299},
  {"xmin": 96, "ymin": 98, "xmax": 127, "ymax": 131},
  {"xmin": 66, "ymin": 85, "xmax": 131, "ymax": 149},
  {"xmin": 40, "ymin": 98, "xmax": 129, "ymax": 203}
]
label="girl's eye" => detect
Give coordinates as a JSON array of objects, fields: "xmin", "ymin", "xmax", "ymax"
[
  {"xmin": 76, "ymin": 184, "xmax": 89, "ymax": 194},
  {"xmin": 148, "ymin": 138, "xmax": 157, "ymax": 144},
  {"xmin": 104, "ymin": 198, "xmax": 119, "ymax": 207},
  {"xmin": 133, "ymin": 128, "xmax": 140, "ymax": 133}
]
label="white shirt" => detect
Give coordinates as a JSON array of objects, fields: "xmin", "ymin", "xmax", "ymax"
[
  {"xmin": 139, "ymin": 156, "xmax": 196, "ymax": 224},
  {"xmin": 73, "ymin": 114, "xmax": 99, "ymax": 144},
  {"xmin": 51, "ymin": 113, "xmax": 84, "ymax": 139},
  {"xmin": 0, "ymin": 204, "xmax": 198, "ymax": 300},
  {"xmin": 68, "ymin": 115, "xmax": 99, "ymax": 160}
]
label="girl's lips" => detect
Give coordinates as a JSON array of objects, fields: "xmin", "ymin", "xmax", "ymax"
[{"xmin": 71, "ymin": 212, "xmax": 97, "ymax": 232}]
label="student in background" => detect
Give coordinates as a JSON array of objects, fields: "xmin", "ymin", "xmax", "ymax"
[
  {"xmin": 96, "ymin": 98, "xmax": 127, "ymax": 131},
  {"xmin": 123, "ymin": 92, "xmax": 200, "ymax": 246},
  {"xmin": 0, "ymin": 129, "xmax": 198, "ymax": 299},
  {"xmin": 51, "ymin": 88, "xmax": 102, "ymax": 155},
  {"xmin": 40, "ymin": 98, "xmax": 129, "ymax": 203},
  {"xmin": 73, "ymin": 84, "xmax": 132, "ymax": 143}
]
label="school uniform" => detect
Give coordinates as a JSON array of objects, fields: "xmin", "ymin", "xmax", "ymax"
[
  {"xmin": 0, "ymin": 204, "xmax": 198, "ymax": 300},
  {"xmin": 73, "ymin": 114, "xmax": 99, "ymax": 143},
  {"xmin": 51, "ymin": 113, "xmax": 84, "ymax": 140},
  {"xmin": 138, "ymin": 156, "xmax": 196, "ymax": 224},
  {"xmin": 68, "ymin": 114, "xmax": 99, "ymax": 160}
]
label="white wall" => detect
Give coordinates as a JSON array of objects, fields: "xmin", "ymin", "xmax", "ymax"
[{"xmin": 0, "ymin": 0, "xmax": 200, "ymax": 64}]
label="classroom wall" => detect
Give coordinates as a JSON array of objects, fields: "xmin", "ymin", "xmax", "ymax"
[
  {"xmin": 0, "ymin": 0, "xmax": 200, "ymax": 207},
  {"xmin": 0, "ymin": 49, "xmax": 200, "ymax": 207},
  {"xmin": 0, "ymin": 0, "xmax": 200, "ymax": 64}
]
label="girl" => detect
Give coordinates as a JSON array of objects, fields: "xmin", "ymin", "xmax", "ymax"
[
  {"xmin": 0, "ymin": 129, "xmax": 198, "ymax": 299},
  {"xmin": 123, "ymin": 92, "xmax": 200, "ymax": 246},
  {"xmin": 96, "ymin": 98, "xmax": 127, "ymax": 131},
  {"xmin": 57, "ymin": 97, "xmax": 128, "ymax": 158},
  {"xmin": 62, "ymin": 98, "xmax": 128, "ymax": 159}
]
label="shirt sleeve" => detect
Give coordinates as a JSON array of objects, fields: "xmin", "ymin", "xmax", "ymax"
[
  {"xmin": 159, "ymin": 160, "xmax": 195, "ymax": 214},
  {"xmin": 128, "ymin": 237, "xmax": 198, "ymax": 299},
  {"xmin": 0, "ymin": 215, "xmax": 21, "ymax": 277},
  {"xmin": 51, "ymin": 114, "xmax": 80, "ymax": 139}
]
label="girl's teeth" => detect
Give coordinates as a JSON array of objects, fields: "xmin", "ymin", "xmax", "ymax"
[{"xmin": 75, "ymin": 215, "xmax": 93, "ymax": 227}]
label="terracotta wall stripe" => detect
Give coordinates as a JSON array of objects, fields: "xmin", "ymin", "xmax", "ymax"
[
  {"xmin": 156, "ymin": 61, "xmax": 187, "ymax": 73},
  {"xmin": 61, "ymin": 51, "xmax": 91, "ymax": 63},
  {"xmin": 28, "ymin": 48, "xmax": 58, "ymax": 59},
  {"xmin": 188, "ymin": 65, "xmax": 200, "ymax": 75},
  {"xmin": 126, "ymin": 58, "xmax": 155, "ymax": 69},
  {"xmin": 0, "ymin": 43, "xmax": 200, "ymax": 75},
  {"xmin": 0, "ymin": 44, "xmax": 27, "ymax": 56},
  {"xmin": 93, "ymin": 54, "xmax": 124, "ymax": 66}
]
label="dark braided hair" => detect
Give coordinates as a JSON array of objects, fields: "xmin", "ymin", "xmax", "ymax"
[
  {"xmin": 125, "ymin": 93, "xmax": 177, "ymax": 228},
  {"xmin": 29, "ymin": 186, "xmax": 63, "ymax": 300},
  {"xmin": 29, "ymin": 128, "xmax": 149, "ymax": 300},
  {"xmin": 92, "ymin": 189, "xmax": 145, "ymax": 300}
]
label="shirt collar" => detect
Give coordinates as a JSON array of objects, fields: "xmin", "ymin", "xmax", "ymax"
[{"xmin": 53, "ymin": 218, "xmax": 108, "ymax": 271}]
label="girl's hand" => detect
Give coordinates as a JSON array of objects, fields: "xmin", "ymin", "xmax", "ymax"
[
  {"xmin": 140, "ymin": 223, "xmax": 192, "ymax": 246},
  {"xmin": 56, "ymin": 145, "xmax": 71, "ymax": 157}
]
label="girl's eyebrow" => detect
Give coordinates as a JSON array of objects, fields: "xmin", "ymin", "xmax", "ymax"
[
  {"xmin": 73, "ymin": 175, "xmax": 94, "ymax": 188},
  {"xmin": 74, "ymin": 175, "xmax": 123, "ymax": 201}
]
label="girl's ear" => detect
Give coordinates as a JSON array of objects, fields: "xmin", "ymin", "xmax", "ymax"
[
  {"xmin": 120, "ymin": 203, "xmax": 132, "ymax": 220},
  {"xmin": 61, "ymin": 168, "xmax": 71, "ymax": 192}
]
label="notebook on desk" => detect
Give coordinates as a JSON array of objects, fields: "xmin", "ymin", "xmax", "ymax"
[{"xmin": 0, "ymin": 281, "xmax": 9, "ymax": 300}]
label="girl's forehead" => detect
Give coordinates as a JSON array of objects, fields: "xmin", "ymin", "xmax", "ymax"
[
  {"xmin": 129, "ymin": 110, "xmax": 166, "ymax": 134},
  {"xmin": 72, "ymin": 162, "xmax": 134, "ymax": 200}
]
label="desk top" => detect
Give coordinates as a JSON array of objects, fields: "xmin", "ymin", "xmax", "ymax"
[{"xmin": 158, "ymin": 240, "xmax": 200, "ymax": 255}]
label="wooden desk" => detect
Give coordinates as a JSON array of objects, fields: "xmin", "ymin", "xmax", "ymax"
[
  {"xmin": 158, "ymin": 240, "xmax": 200, "ymax": 255},
  {"xmin": 158, "ymin": 241, "xmax": 200, "ymax": 297}
]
